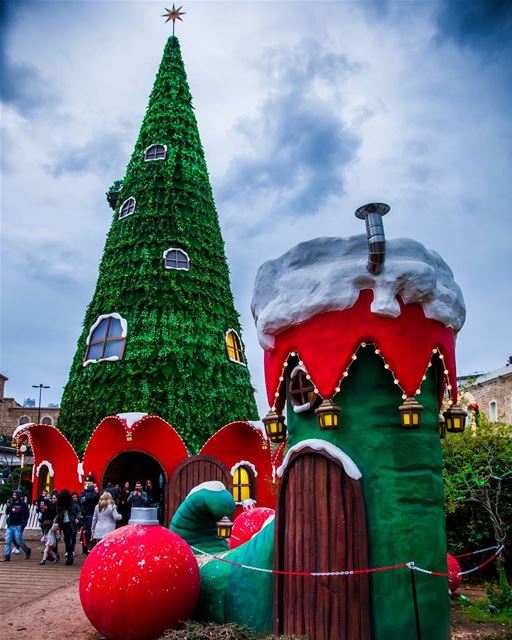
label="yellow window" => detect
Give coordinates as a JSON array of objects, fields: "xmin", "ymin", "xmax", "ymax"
[
  {"xmin": 226, "ymin": 330, "xmax": 245, "ymax": 365},
  {"xmin": 232, "ymin": 466, "xmax": 253, "ymax": 503}
]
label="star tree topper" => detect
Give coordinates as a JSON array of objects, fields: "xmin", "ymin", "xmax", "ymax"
[{"xmin": 162, "ymin": 5, "xmax": 186, "ymax": 35}]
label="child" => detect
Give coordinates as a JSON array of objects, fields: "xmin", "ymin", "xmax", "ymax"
[{"xmin": 40, "ymin": 521, "xmax": 59, "ymax": 565}]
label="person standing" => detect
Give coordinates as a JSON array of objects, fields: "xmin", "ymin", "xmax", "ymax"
[
  {"xmin": 79, "ymin": 483, "xmax": 99, "ymax": 553},
  {"xmin": 1, "ymin": 490, "xmax": 31, "ymax": 562},
  {"xmin": 91, "ymin": 492, "xmax": 122, "ymax": 546},
  {"xmin": 54, "ymin": 489, "xmax": 82, "ymax": 565}
]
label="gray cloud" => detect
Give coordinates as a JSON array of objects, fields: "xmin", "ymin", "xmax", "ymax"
[
  {"xmin": 49, "ymin": 132, "xmax": 128, "ymax": 178},
  {"xmin": 219, "ymin": 39, "xmax": 360, "ymax": 217},
  {"xmin": 436, "ymin": 0, "xmax": 512, "ymax": 53},
  {"xmin": 0, "ymin": 54, "xmax": 56, "ymax": 116}
]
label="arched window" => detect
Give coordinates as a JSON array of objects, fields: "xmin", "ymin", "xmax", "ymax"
[
  {"xmin": 232, "ymin": 464, "xmax": 256, "ymax": 503},
  {"xmin": 119, "ymin": 197, "xmax": 136, "ymax": 219},
  {"xmin": 225, "ymin": 329, "xmax": 245, "ymax": 365},
  {"xmin": 84, "ymin": 313, "xmax": 127, "ymax": 365},
  {"xmin": 289, "ymin": 365, "xmax": 319, "ymax": 413},
  {"xmin": 41, "ymin": 416, "xmax": 53, "ymax": 425},
  {"xmin": 19, "ymin": 416, "xmax": 30, "ymax": 426},
  {"xmin": 163, "ymin": 248, "xmax": 189, "ymax": 271},
  {"xmin": 489, "ymin": 400, "xmax": 498, "ymax": 422},
  {"xmin": 144, "ymin": 144, "xmax": 167, "ymax": 161}
]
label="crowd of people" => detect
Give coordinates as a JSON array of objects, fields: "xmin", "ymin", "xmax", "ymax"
[{"xmin": 1, "ymin": 479, "xmax": 160, "ymax": 566}]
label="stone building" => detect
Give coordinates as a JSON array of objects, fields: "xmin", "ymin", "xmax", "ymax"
[
  {"xmin": 0, "ymin": 374, "xmax": 60, "ymax": 438},
  {"xmin": 459, "ymin": 358, "xmax": 512, "ymax": 424}
]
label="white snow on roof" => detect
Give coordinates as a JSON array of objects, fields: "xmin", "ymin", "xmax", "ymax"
[
  {"xmin": 252, "ymin": 235, "xmax": 465, "ymax": 349},
  {"xmin": 187, "ymin": 481, "xmax": 227, "ymax": 497},
  {"xmin": 116, "ymin": 412, "xmax": 148, "ymax": 428},
  {"xmin": 248, "ymin": 420, "xmax": 268, "ymax": 441},
  {"xmin": 277, "ymin": 439, "xmax": 362, "ymax": 480}
]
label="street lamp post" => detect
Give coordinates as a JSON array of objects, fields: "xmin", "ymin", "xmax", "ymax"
[{"xmin": 32, "ymin": 383, "xmax": 50, "ymax": 424}]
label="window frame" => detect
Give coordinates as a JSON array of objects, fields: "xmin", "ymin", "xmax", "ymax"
[
  {"xmin": 231, "ymin": 461, "xmax": 257, "ymax": 504},
  {"xmin": 225, "ymin": 329, "xmax": 246, "ymax": 366},
  {"xmin": 41, "ymin": 416, "xmax": 53, "ymax": 425},
  {"xmin": 489, "ymin": 400, "xmax": 498, "ymax": 422},
  {"xmin": 288, "ymin": 364, "xmax": 320, "ymax": 413},
  {"xmin": 18, "ymin": 416, "xmax": 31, "ymax": 426},
  {"xmin": 83, "ymin": 313, "xmax": 127, "ymax": 367},
  {"xmin": 118, "ymin": 197, "xmax": 136, "ymax": 219},
  {"xmin": 144, "ymin": 144, "xmax": 167, "ymax": 162},
  {"xmin": 163, "ymin": 247, "xmax": 190, "ymax": 272}
]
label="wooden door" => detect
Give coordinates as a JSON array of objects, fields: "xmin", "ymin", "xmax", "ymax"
[
  {"xmin": 274, "ymin": 447, "xmax": 371, "ymax": 640},
  {"xmin": 167, "ymin": 455, "xmax": 231, "ymax": 522}
]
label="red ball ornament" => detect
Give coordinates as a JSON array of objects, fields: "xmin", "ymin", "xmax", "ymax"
[
  {"xmin": 229, "ymin": 507, "xmax": 275, "ymax": 549},
  {"xmin": 447, "ymin": 553, "xmax": 462, "ymax": 595},
  {"xmin": 80, "ymin": 524, "xmax": 200, "ymax": 640}
]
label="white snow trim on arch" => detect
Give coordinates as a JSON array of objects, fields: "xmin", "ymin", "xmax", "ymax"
[
  {"xmin": 13, "ymin": 423, "xmax": 34, "ymax": 439},
  {"xmin": 247, "ymin": 421, "xmax": 268, "ymax": 441},
  {"xmin": 187, "ymin": 480, "xmax": 227, "ymax": 498},
  {"xmin": 36, "ymin": 460, "xmax": 55, "ymax": 478},
  {"xmin": 83, "ymin": 313, "xmax": 128, "ymax": 367},
  {"xmin": 230, "ymin": 460, "xmax": 258, "ymax": 478},
  {"xmin": 116, "ymin": 412, "xmax": 148, "ymax": 429},
  {"xmin": 77, "ymin": 463, "xmax": 84, "ymax": 483},
  {"xmin": 277, "ymin": 439, "xmax": 362, "ymax": 480}
]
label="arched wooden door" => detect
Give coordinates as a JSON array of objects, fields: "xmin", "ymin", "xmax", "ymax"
[
  {"xmin": 274, "ymin": 447, "xmax": 371, "ymax": 640},
  {"xmin": 167, "ymin": 455, "xmax": 231, "ymax": 523}
]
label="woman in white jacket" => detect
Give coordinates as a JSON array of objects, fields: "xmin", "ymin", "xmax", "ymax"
[{"xmin": 91, "ymin": 492, "xmax": 122, "ymax": 545}]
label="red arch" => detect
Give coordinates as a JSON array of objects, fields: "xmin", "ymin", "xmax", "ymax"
[
  {"xmin": 82, "ymin": 415, "xmax": 188, "ymax": 490},
  {"xmin": 200, "ymin": 421, "xmax": 278, "ymax": 510},
  {"xmin": 13, "ymin": 423, "xmax": 81, "ymax": 501}
]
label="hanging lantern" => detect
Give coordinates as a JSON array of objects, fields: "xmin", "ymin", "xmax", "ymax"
[
  {"xmin": 443, "ymin": 404, "xmax": 467, "ymax": 433},
  {"xmin": 126, "ymin": 431, "xmax": 133, "ymax": 442},
  {"xmin": 261, "ymin": 438, "xmax": 269, "ymax": 451},
  {"xmin": 85, "ymin": 472, "xmax": 95, "ymax": 484},
  {"xmin": 314, "ymin": 399, "xmax": 340, "ymax": 431},
  {"xmin": 262, "ymin": 409, "xmax": 287, "ymax": 443},
  {"xmin": 398, "ymin": 397, "xmax": 423, "ymax": 429},
  {"xmin": 216, "ymin": 516, "xmax": 233, "ymax": 539},
  {"xmin": 11, "ymin": 439, "xmax": 17, "ymax": 448},
  {"xmin": 439, "ymin": 413, "xmax": 446, "ymax": 439}
]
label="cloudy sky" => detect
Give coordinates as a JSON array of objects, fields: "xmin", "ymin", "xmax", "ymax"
[{"xmin": 1, "ymin": 0, "xmax": 511, "ymax": 414}]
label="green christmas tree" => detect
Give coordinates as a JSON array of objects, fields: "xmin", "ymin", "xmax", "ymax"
[{"xmin": 58, "ymin": 36, "xmax": 258, "ymax": 454}]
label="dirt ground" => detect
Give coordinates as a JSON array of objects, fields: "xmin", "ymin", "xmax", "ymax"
[{"xmin": 1, "ymin": 578, "xmax": 511, "ymax": 640}]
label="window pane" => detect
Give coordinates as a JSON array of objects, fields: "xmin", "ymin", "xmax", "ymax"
[
  {"xmin": 90, "ymin": 319, "xmax": 108, "ymax": 342},
  {"xmin": 108, "ymin": 317, "xmax": 123, "ymax": 338},
  {"xmin": 87, "ymin": 342, "xmax": 104, "ymax": 360},
  {"xmin": 42, "ymin": 417, "xmax": 52, "ymax": 425},
  {"xmin": 104, "ymin": 339, "xmax": 124, "ymax": 358}
]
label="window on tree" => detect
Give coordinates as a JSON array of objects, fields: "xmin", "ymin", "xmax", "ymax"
[
  {"xmin": 232, "ymin": 465, "xmax": 255, "ymax": 503},
  {"xmin": 119, "ymin": 197, "xmax": 136, "ymax": 219},
  {"xmin": 489, "ymin": 400, "xmax": 498, "ymax": 421},
  {"xmin": 84, "ymin": 314, "xmax": 127, "ymax": 364},
  {"xmin": 41, "ymin": 416, "xmax": 53, "ymax": 425},
  {"xmin": 144, "ymin": 144, "xmax": 167, "ymax": 161},
  {"xmin": 225, "ymin": 330, "xmax": 245, "ymax": 365},
  {"xmin": 289, "ymin": 366, "xmax": 319, "ymax": 412},
  {"xmin": 19, "ymin": 416, "xmax": 30, "ymax": 426},
  {"xmin": 163, "ymin": 248, "xmax": 190, "ymax": 271}
]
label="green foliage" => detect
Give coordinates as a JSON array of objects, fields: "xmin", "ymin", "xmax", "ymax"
[
  {"xmin": 442, "ymin": 415, "xmax": 512, "ymax": 556},
  {"xmin": 485, "ymin": 563, "xmax": 512, "ymax": 614},
  {"xmin": 0, "ymin": 466, "xmax": 32, "ymax": 503},
  {"xmin": 58, "ymin": 36, "xmax": 258, "ymax": 454}
]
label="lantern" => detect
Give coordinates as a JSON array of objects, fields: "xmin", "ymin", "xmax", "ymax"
[
  {"xmin": 85, "ymin": 472, "xmax": 95, "ymax": 484},
  {"xmin": 314, "ymin": 399, "xmax": 340, "ymax": 431},
  {"xmin": 11, "ymin": 439, "xmax": 16, "ymax": 448},
  {"xmin": 261, "ymin": 438, "xmax": 269, "ymax": 451},
  {"xmin": 443, "ymin": 404, "xmax": 467, "ymax": 433},
  {"xmin": 262, "ymin": 409, "xmax": 287, "ymax": 443},
  {"xmin": 439, "ymin": 413, "xmax": 446, "ymax": 439},
  {"xmin": 126, "ymin": 431, "xmax": 133, "ymax": 442},
  {"xmin": 398, "ymin": 397, "xmax": 423, "ymax": 429},
  {"xmin": 216, "ymin": 516, "xmax": 233, "ymax": 539}
]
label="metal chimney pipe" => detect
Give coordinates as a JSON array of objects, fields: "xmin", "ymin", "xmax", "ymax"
[{"xmin": 355, "ymin": 202, "xmax": 390, "ymax": 275}]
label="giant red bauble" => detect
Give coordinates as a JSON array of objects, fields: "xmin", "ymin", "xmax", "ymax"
[
  {"xmin": 79, "ymin": 525, "xmax": 200, "ymax": 640},
  {"xmin": 447, "ymin": 553, "xmax": 462, "ymax": 595},
  {"xmin": 229, "ymin": 507, "xmax": 275, "ymax": 549}
]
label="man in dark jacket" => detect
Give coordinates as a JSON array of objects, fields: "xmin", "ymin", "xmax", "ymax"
[
  {"xmin": 79, "ymin": 484, "xmax": 99, "ymax": 554},
  {"xmin": 1, "ymin": 490, "xmax": 31, "ymax": 561}
]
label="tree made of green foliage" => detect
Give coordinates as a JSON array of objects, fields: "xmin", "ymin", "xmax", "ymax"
[{"xmin": 58, "ymin": 36, "xmax": 258, "ymax": 454}]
